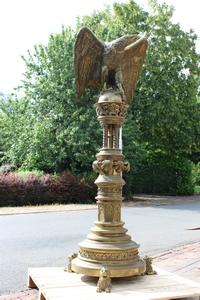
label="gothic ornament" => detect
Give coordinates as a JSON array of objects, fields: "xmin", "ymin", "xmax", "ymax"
[
  {"xmin": 143, "ymin": 256, "xmax": 157, "ymax": 275},
  {"xmin": 96, "ymin": 267, "xmax": 112, "ymax": 293}
]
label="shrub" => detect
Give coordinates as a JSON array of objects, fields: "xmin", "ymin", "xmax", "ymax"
[
  {"xmin": 192, "ymin": 162, "xmax": 200, "ymax": 186},
  {"xmin": 124, "ymin": 155, "xmax": 194, "ymax": 196},
  {"xmin": 176, "ymin": 159, "xmax": 194, "ymax": 195},
  {"xmin": 195, "ymin": 185, "xmax": 200, "ymax": 194},
  {"xmin": 0, "ymin": 171, "xmax": 96, "ymax": 207}
]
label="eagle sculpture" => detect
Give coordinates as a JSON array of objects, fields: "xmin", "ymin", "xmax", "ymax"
[{"xmin": 74, "ymin": 27, "xmax": 148, "ymax": 104}]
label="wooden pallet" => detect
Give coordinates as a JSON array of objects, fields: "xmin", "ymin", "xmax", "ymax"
[{"xmin": 28, "ymin": 266, "xmax": 200, "ymax": 300}]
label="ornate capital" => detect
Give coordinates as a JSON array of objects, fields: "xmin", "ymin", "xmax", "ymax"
[
  {"xmin": 96, "ymin": 101, "xmax": 128, "ymax": 118},
  {"xmin": 93, "ymin": 159, "xmax": 130, "ymax": 175}
]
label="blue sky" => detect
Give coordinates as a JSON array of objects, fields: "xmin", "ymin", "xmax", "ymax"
[{"xmin": 0, "ymin": 0, "xmax": 199, "ymax": 93}]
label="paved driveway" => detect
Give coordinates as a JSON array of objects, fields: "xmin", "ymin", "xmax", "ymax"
[{"xmin": 0, "ymin": 202, "xmax": 199, "ymax": 294}]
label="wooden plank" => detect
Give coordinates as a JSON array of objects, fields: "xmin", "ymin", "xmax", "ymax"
[{"xmin": 28, "ymin": 266, "xmax": 200, "ymax": 300}]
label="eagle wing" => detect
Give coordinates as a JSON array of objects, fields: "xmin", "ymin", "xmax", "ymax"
[
  {"xmin": 74, "ymin": 27, "xmax": 104, "ymax": 96},
  {"xmin": 121, "ymin": 37, "xmax": 148, "ymax": 104}
]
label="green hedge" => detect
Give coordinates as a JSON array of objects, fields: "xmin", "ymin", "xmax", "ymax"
[
  {"xmin": 124, "ymin": 156, "xmax": 194, "ymax": 195},
  {"xmin": 0, "ymin": 156, "xmax": 195, "ymax": 207},
  {"xmin": 192, "ymin": 162, "xmax": 200, "ymax": 186}
]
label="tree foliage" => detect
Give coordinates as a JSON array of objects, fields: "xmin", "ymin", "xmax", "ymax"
[
  {"xmin": 0, "ymin": 0, "xmax": 199, "ymax": 195},
  {"xmin": 79, "ymin": 0, "xmax": 199, "ymax": 156},
  {"xmin": 1, "ymin": 29, "xmax": 101, "ymax": 173}
]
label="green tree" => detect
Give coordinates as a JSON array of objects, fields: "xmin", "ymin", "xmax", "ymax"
[
  {"xmin": 79, "ymin": 0, "xmax": 199, "ymax": 155},
  {"xmin": 1, "ymin": 28, "xmax": 101, "ymax": 173},
  {"xmin": 0, "ymin": 95, "xmax": 31, "ymax": 167},
  {"xmin": 78, "ymin": 0, "xmax": 199, "ymax": 194}
]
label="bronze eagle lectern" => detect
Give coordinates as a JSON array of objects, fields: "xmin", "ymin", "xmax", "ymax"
[
  {"xmin": 67, "ymin": 27, "xmax": 149, "ymax": 292},
  {"xmin": 74, "ymin": 27, "xmax": 148, "ymax": 103}
]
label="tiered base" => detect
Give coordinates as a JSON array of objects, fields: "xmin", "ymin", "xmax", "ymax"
[
  {"xmin": 72, "ymin": 256, "xmax": 145, "ymax": 277},
  {"xmin": 71, "ymin": 220, "xmax": 145, "ymax": 277}
]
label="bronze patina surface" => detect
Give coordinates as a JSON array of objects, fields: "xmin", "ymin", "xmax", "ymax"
[
  {"xmin": 74, "ymin": 27, "xmax": 148, "ymax": 104},
  {"xmin": 70, "ymin": 27, "xmax": 148, "ymax": 278}
]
